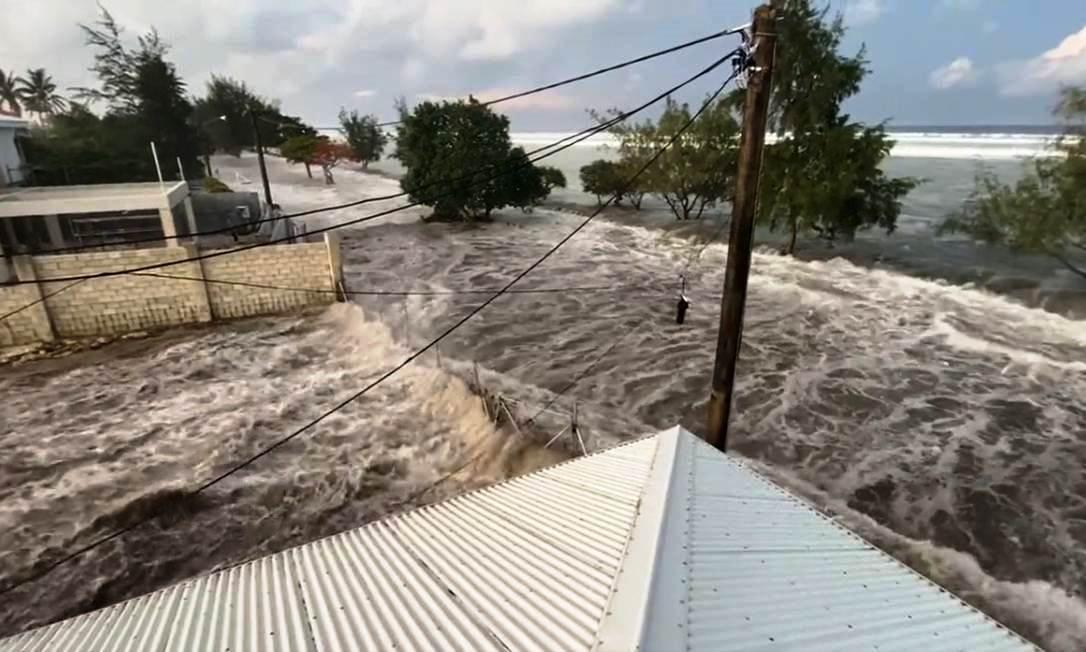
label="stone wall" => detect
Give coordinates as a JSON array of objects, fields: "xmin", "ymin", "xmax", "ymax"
[
  {"xmin": 202, "ymin": 244, "xmax": 335, "ymax": 320},
  {"xmin": 0, "ymin": 234, "xmax": 341, "ymax": 346}
]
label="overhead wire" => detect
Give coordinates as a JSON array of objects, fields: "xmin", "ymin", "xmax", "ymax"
[
  {"xmin": 0, "ymin": 49, "xmax": 741, "ymax": 324},
  {"xmin": 0, "ymin": 58, "xmax": 745, "ymax": 596},
  {"xmin": 18, "ymin": 24, "xmax": 749, "ymax": 259},
  {"xmin": 321, "ymin": 24, "xmax": 748, "ymax": 129}
]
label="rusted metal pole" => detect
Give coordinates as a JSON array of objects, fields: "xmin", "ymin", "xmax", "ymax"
[{"xmin": 705, "ymin": 4, "xmax": 778, "ymax": 451}]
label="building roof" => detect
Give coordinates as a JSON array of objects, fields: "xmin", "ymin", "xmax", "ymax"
[
  {"xmin": 0, "ymin": 182, "xmax": 189, "ymax": 218},
  {"xmin": 0, "ymin": 427, "xmax": 1037, "ymax": 652},
  {"xmin": 0, "ymin": 115, "xmax": 29, "ymax": 129}
]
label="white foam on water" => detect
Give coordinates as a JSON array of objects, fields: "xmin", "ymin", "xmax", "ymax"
[
  {"xmin": 3, "ymin": 155, "xmax": 1083, "ymax": 645},
  {"xmin": 510, "ymin": 130, "xmax": 1065, "ymax": 159}
]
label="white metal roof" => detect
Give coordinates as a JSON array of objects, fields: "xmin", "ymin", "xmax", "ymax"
[
  {"xmin": 0, "ymin": 182, "xmax": 189, "ymax": 218},
  {"xmin": 0, "ymin": 427, "xmax": 1037, "ymax": 652}
]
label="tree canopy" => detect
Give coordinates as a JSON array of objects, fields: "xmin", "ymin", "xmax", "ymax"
[
  {"xmin": 20, "ymin": 7, "xmax": 201, "ymax": 184},
  {"xmin": 338, "ymin": 109, "xmax": 387, "ymax": 169},
  {"xmin": 312, "ymin": 140, "xmax": 356, "ymax": 185},
  {"xmin": 594, "ymin": 97, "xmax": 739, "ymax": 220},
  {"xmin": 280, "ymin": 134, "xmax": 321, "ymax": 179},
  {"xmin": 394, "ymin": 98, "xmax": 557, "ymax": 221},
  {"xmin": 752, "ymin": 0, "xmax": 918, "ymax": 252},
  {"xmin": 192, "ymin": 76, "xmax": 314, "ymax": 156},
  {"xmin": 0, "ymin": 68, "xmax": 21, "ymax": 116},
  {"xmin": 941, "ymin": 87, "xmax": 1086, "ymax": 279},
  {"xmin": 580, "ymin": 159, "xmax": 626, "ymax": 207},
  {"xmin": 16, "ymin": 69, "xmax": 67, "ymax": 119}
]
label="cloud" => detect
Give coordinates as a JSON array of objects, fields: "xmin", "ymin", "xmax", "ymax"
[
  {"xmin": 982, "ymin": 19, "xmax": 998, "ymax": 34},
  {"xmin": 297, "ymin": 0, "xmax": 621, "ymax": 63},
  {"xmin": 843, "ymin": 0, "xmax": 885, "ymax": 26},
  {"xmin": 997, "ymin": 25, "xmax": 1086, "ymax": 96},
  {"xmin": 0, "ymin": 0, "xmax": 622, "ymax": 126},
  {"xmin": 938, "ymin": 0, "xmax": 981, "ymax": 10},
  {"xmin": 930, "ymin": 57, "xmax": 979, "ymax": 90},
  {"xmin": 353, "ymin": 89, "xmax": 377, "ymax": 98}
]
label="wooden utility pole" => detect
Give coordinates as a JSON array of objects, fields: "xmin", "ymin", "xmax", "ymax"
[
  {"xmin": 705, "ymin": 3, "xmax": 778, "ymax": 451},
  {"xmin": 249, "ymin": 109, "xmax": 274, "ymax": 208}
]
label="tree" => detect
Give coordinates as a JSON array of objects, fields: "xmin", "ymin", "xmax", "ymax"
[
  {"xmin": 394, "ymin": 98, "xmax": 557, "ymax": 221},
  {"xmin": 0, "ymin": 68, "xmax": 22, "ymax": 116},
  {"xmin": 21, "ymin": 8, "xmax": 201, "ymax": 184},
  {"xmin": 647, "ymin": 97, "xmax": 738, "ymax": 220},
  {"xmin": 20, "ymin": 104, "xmax": 156, "ymax": 184},
  {"xmin": 338, "ymin": 109, "xmax": 387, "ymax": 169},
  {"xmin": 192, "ymin": 76, "xmax": 268, "ymax": 156},
  {"xmin": 941, "ymin": 87, "xmax": 1086, "ymax": 279},
  {"xmin": 312, "ymin": 140, "xmax": 357, "ymax": 185},
  {"xmin": 497, "ymin": 149, "xmax": 560, "ymax": 210},
  {"xmin": 597, "ymin": 97, "xmax": 739, "ymax": 220},
  {"xmin": 751, "ymin": 0, "xmax": 918, "ymax": 253},
  {"xmin": 16, "ymin": 68, "xmax": 67, "ymax": 120},
  {"xmin": 540, "ymin": 166, "xmax": 566, "ymax": 193},
  {"xmin": 280, "ymin": 134, "xmax": 320, "ymax": 179},
  {"xmin": 191, "ymin": 76, "xmax": 312, "ymax": 155},
  {"xmin": 74, "ymin": 7, "xmax": 159, "ymax": 111},
  {"xmin": 580, "ymin": 159, "xmax": 625, "ymax": 206},
  {"xmin": 132, "ymin": 52, "xmax": 201, "ymax": 180}
]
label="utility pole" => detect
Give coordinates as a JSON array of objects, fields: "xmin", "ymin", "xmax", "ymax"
[
  {"xmin": 705, "ymin": 3, "xmax": 778, "ymax": 451},
  {"xmin": 249, "ymin": 108, "xmax": 274, "ymax": 208}
]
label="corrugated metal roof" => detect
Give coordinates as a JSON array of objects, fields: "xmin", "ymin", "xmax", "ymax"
[
  {"xmin": 594, "ymin": 428, "xmax": 1036, "ymax": 652},
  {"xmin": 0, "ymin": 428, "xmax": 1037, "ymax": 652}
]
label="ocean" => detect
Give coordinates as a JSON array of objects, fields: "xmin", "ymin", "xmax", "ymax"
[{"xmin": 1, "ymin": 131, "xmax": 1084, "ymax": 650}]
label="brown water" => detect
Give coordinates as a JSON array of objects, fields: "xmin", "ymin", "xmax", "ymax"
[{"xmin": 1, "ymin": 155, "xmax": 1085, "ymax": 649}]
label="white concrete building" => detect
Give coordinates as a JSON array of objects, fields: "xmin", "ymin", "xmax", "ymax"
[
  {"xmin": 0, "ymin": 114, "xmax": 29, "ymax": 187},
  {"xmin": 0, "ymin": 181, "xmax": 198, "ymax": 257}
]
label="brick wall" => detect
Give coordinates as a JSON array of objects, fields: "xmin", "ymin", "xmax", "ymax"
[
  {"xmin": 202, "ymin": 243, "xmax": 333, "ymax": 320},
  {"xmin": 36, "ymin": 247, "xmax": 211, "ymax": 337},
  {"xmin": 0, "ymin": 283, "xmax": 51, "ymax": 347},
  {"xmin": 0, "ymin": 237, "xmax": 339, "ymax": 346}
]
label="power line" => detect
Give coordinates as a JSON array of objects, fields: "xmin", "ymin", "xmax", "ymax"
[
  {"xmin": 17, "ymin": 27, "xmax": 748, "ymax": 258},
  {"xmin": 323, "ymin": 24, "xmax": 748, "ymax": 129},
  {"xmin": 0, "ymin": 50, "xmax": 739, "ymax": 324},
  {"xmin": 0, "ymin": 64, "xmax": 743, "ymax": 597}
]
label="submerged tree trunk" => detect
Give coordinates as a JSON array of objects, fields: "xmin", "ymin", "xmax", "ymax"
[
  {"xmin": 304, "ymin": 162, "xmax": 312, "ymax": 179},
  {"xmin": 362, "ymin": 160, "xmax": 370, "ymax": 170},
  {"xmin": 786, "ymin": 216, "xmax": 799, "ymax": 255},
  {"xmin": 322, "ymin": 165, "xmax": 335, "ymax": 185}
]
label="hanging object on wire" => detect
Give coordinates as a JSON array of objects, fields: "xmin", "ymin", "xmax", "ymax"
[{"xmin": 676, "ymin": 275, "xmax": 690, "ymax": 324}]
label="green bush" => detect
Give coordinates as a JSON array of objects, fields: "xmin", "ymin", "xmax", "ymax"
[
  {"xmin": 394, "ymin": 98, "xmax": 557, "ymax": 221},
  {"xmin": 202, "ymin": 176, "xmax": 232, "ymax": 193},
  {"xmin": 579, "ymin": 159, "xmax": 625, "ymax": 206}
]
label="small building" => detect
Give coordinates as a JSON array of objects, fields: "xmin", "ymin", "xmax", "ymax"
[
  {"xmin": 0, "ymin": 427, "xmax": 1038, "ymax": 651},
  {"xmin": 0, "ymin": 113, "xmax": 29, "ymax": 187},
  {"xmin": 0, "ymin": 181, "xmax": 198, "ymax": 259}
]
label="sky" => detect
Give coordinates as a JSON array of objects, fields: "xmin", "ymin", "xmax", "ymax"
[{"xmin": 1, "ymin": 0, "xmax": 1085, "ymax": 131}]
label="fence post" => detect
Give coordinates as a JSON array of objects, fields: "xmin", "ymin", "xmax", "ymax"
[
  {"xmin": 324, "ymin": 232, "xmax": 344, "ymax": 301},
  {"xmin": 182, "ymin": 245, "xmax": 214, "ymax": 323}
]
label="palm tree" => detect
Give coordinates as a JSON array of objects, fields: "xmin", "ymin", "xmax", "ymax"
[
  {"xmin": 0, "ymin": 68, "xmax": 20, "ymax": 116},
  {"xmin": 16, "ymin": 68, "xmax": 67, "ymax": 121}
]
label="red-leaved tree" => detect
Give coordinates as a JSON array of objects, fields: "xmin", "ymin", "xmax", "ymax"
[{"xmin": 312, "ymin": 141, "xmax": 357, "ymax": 185}]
